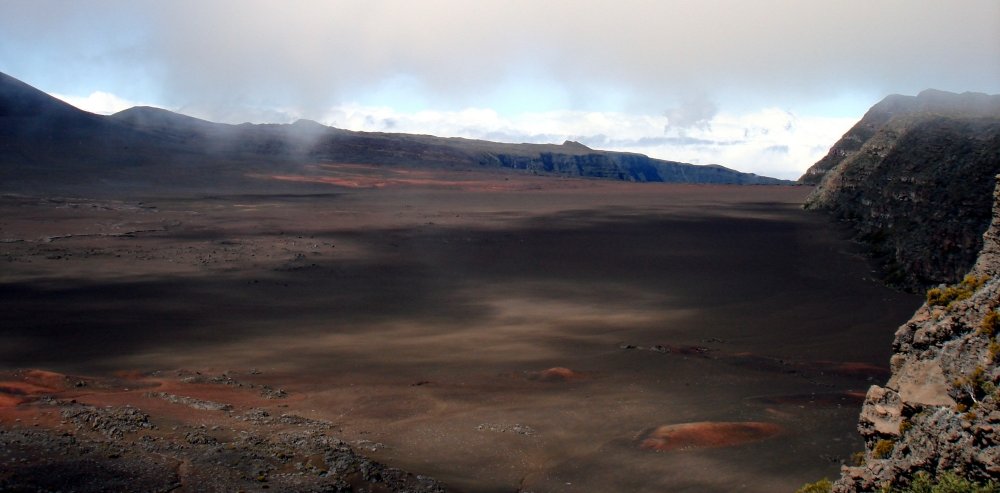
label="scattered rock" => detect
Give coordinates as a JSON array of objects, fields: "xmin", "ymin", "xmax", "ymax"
[
  {"xmin": 146, "ymin": 392, "xmax": 233, "ymax": 411},
  {"xmin": 476, "ymin": 423, "xmax": 536, "ymax": 436},
  {"xmin": 60, "ymin": 404, "xmax": 154, "ymax": 440}
]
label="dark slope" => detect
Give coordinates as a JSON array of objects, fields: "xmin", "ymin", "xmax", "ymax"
[
  {"xmin": 833, "ymin": 177, "xmax": 1000, "ymax": 492},
  {"xmin": 799, "ymin": 89, "xmax": 1000, "ymax": 185},
  {"xmin": 0, "ymin": 71, "xmax": 788, "ymax": 195},
  {"xmin": 803, "ymin": 90, "xmax": 1000, "ymax": 290}
]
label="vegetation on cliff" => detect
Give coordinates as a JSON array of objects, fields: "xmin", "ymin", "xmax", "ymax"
[{"xmin": 829, "ymin": 179, "xmax": 1000, "ymax": 492}]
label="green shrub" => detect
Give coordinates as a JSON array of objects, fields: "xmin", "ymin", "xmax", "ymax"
[
  {"xmin": 852, "ymin": 451, "xmax": 867, "ymax": 466},
  {"xmin": 873, "ymin": 439, "xmax": 895, "ymax": 459},
  {"xmin": 927, "ymin": 275, "xmax": 989, "ymax": 308},
  {"xmin": 980, "ymin": 311, "xmax": 1000, "ymax": 337},
  {"xmin": 989, "ymin": 341, "xmax": 1000, "ymax": 363},
  {"xmin": 953, "ymin": 366, "xmax": 991, "ymax": 404},
  {"xmin": 796, "ymin": 478, "xmax": 833, "ymax": 493},
  {"xmin": 881, "ymin": 470, "xmax": 1000, "ymax": 493}
]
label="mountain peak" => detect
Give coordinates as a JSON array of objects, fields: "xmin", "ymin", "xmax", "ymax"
[
  {"xmin": 800, "ymin": 89, "xmax": 1000, "ymax": 185},
  {"xmin": 561, "ymin": 140, "xmax": 591, "ymax": 150},
  {"xmin": 0, "ymin": 71, "xmax": 93, "ymax": 119},
  {"xmin": 111, "ymin": 105, "xmax": 217, "ymax": 129}
]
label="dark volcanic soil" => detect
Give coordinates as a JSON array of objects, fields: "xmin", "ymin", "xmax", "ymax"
[{"xmin": 0, "ymin": 171, "xmax": 921, "ymax": 492}]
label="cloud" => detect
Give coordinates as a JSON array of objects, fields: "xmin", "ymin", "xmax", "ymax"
[
  {"xmin": 2, "ymin": 0, "xmax": 998, "ymax": 178},
  {"xmin": 3, "ymin": 0, "xmax": 998, "ymax": 120},
  {"xmin": 664, "ymin": 96, "xmax": 718, "ymax": 134},
  {"xmin": 51, "ymin": 91, "xmax": 149, "ymax": 115},
  {"xmin": 42, "ymin": 83, "xmax": 857, "ymax": 179},
  {"xmin": 311, "ymin": 103, "xmax": 854, "ymax": 180}
]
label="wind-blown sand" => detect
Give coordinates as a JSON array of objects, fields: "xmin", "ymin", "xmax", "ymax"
[{"xmin": 0, "ymin": 172, "xmax": 921, "ymax": 492}]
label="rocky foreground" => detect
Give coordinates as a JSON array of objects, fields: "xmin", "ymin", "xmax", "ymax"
[{"xmin": 0, "ymin": 369, "xmax": 448, "ymax": 492}]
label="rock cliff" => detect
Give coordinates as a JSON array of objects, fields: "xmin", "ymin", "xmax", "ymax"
[
  {"xmin": 801, "ymin": 90, "xmax": 1000, "ymax": 185},
  {"xmin": 834, "ymin": 178, "xmax": 1000, "ymax": 491},
  {"xmin": 802, "ymin": 90, "xmax": 1000, "ymax": 290},
  {"xmin": 482, "ymin": 148, "xmax": 781, "ymax": 184}
]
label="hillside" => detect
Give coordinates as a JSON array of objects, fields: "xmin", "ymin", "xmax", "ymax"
[
  {"xmin": 833, "ymin": 177, "xmax": 1000, "ymax": 492},
  {"xmin": 800, "ymin": 90, "xmax": 1000, "ymax": 185},
  {"xmin": 798, "ymin": 90, "xmax": 1000, "ymax": 491},
  {"xmin": 801, "ymin": 90, "xmax": 1000, "ymax": 290},
  {"xmin": 0, "ymin": 72, "xmax": 787, "ymax": 196}
]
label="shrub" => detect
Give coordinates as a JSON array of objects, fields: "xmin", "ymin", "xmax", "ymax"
[
  {"xmin": 900, "ymin": 419, "xmax": 913, "ymax": 434},
  {"xmin": 953, "ymin": 366, "xmax": 991, "ymax": 404},
  {"xmin": 989, "ymin": 341, "xmax": 1000, "ymax": 363},
  {"xmin": 980, "ymin": 310, "xmax": 1000, "ymax": 337},
  {"xmin": 881, "ymin": 470, "xmax": 1000, "ymax": 493},
  {"xmin": 796, "ymin": 478, "xmax": 833, "ymax": 493},
  {"xmin": 873, "ymin": 439, "xmax": 895, "ymax": 459},
  {"xmin": 852, "ymin": 451, "xmax": 867, "ymax": 466},
  {"xmin": 927, "ymin": 275, "xmax": 989, "ymax": 308}
]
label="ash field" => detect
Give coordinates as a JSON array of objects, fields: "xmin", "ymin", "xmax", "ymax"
[{"xmin": 0, "ymin": 169, "xmax": 920, "ymax": 492}]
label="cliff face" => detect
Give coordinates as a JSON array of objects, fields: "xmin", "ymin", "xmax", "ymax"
[
  {"xmin": 834, "ymin": 178, "xmax": 1000, "ymax": 491},
  {"xmin": 803, "ymin": 91, "xmax": 1000, "ymax": 290},
  {"xmin": 482, "ymin": 150, "xmax": 783, "ymax": 184},
  {"xmin": 801, "ymin": 90, "xmax": 1000, "ymax": 185}
]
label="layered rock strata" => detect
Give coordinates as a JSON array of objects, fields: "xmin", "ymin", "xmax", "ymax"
[
  {"xmin": 834, "ymin": 178, "xmax": 1000, "ymax": 491},
  {"xmin": 802, "ymin": 90, "xmax": 1000, "ymax": 289}
]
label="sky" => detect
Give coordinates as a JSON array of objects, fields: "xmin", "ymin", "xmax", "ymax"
[{"xmin": 2, "ymin": 1, "xmax": 999, "ymax": 180}]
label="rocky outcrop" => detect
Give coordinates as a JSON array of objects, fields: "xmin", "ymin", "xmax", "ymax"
[
  {"xmin": 802, "ymin": 90, "xmax": 1000, "ymax": 290},
  {"xmin": 834, "ymin": 178, "xmax": 1000, "ymax": 492}
]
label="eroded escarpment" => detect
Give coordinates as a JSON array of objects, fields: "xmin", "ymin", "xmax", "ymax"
[
  {"xmin": 834, "ymin": 179, "xmax": 1000, "ymax": 491},
  {"xmin": 802, "ymin": 90, "xmax": 1000, "ymax": 290}
]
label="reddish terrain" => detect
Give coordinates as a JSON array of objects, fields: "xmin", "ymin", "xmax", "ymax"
[{"xmin": 0, "ymin": 170, "xmax": 921, "ymax": 492}]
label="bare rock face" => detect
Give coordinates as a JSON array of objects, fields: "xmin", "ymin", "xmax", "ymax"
[
  {"xmin": 834, "ymin": 179, "xmax": 1000, "ymax": 491},
  {"xmin": 802, "ymin": 90, "xmax": 1000, "ymax": 290}
]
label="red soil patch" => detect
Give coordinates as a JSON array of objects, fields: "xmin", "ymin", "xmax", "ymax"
[
  {"xmin": 20, "ymin": 369, "xmax": 72, "ymax": 389},
  {"xmin": 527, "ymin": 367, "xmax": 586, "ymax": 382},
  {"xmin": 0, "ymin": 394, "xmax": 21, "ymax": 407},
  {"xmin": 638, "ymin": 421, "xmax": 782, "ymax": 451},
  {"xmin": 0, "ymin": 370, "xmax": 69, "ymax": 407}
]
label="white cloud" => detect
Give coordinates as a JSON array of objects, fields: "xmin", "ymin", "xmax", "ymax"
[
  {"xmin": 317, "ymin": 104, "xmax": 855, "ymax": 180},
  {"xmin": 6, "ymin": 1, "xmax": 998, "ymax": 124},
  {"xmin": 51, "ymin": 91, "xmax": 149, "ymax": 115},
  {"xmin": 46, "ymin": 89, "xmax": 857, "ymax": 180}
]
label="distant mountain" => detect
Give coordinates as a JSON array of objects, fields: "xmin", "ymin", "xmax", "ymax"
[
  {"xmin": 803, "ymin": 89, "xmax": 1000, "ymax": 289},
  {"xmin": 800, "ymin": 89, "xmax": 1000, "ymax": 185},
  {"xmin": 0, "ymin": 71, "xmax": 787, "ymax": 195}
]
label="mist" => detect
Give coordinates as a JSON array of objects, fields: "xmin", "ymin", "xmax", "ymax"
[{"xmin": 2, "ymin": 0, "xmax": 998, "ymax": 178}]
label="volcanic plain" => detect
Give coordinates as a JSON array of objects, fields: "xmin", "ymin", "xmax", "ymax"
[{"xmin": 0, "ymin": 166, "xmax": 921, "ymax": 492}]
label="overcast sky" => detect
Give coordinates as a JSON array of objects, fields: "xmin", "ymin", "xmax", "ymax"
[{"xmin": 2, "ymin": 1, "xmax": 999, "ymax": 179}]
